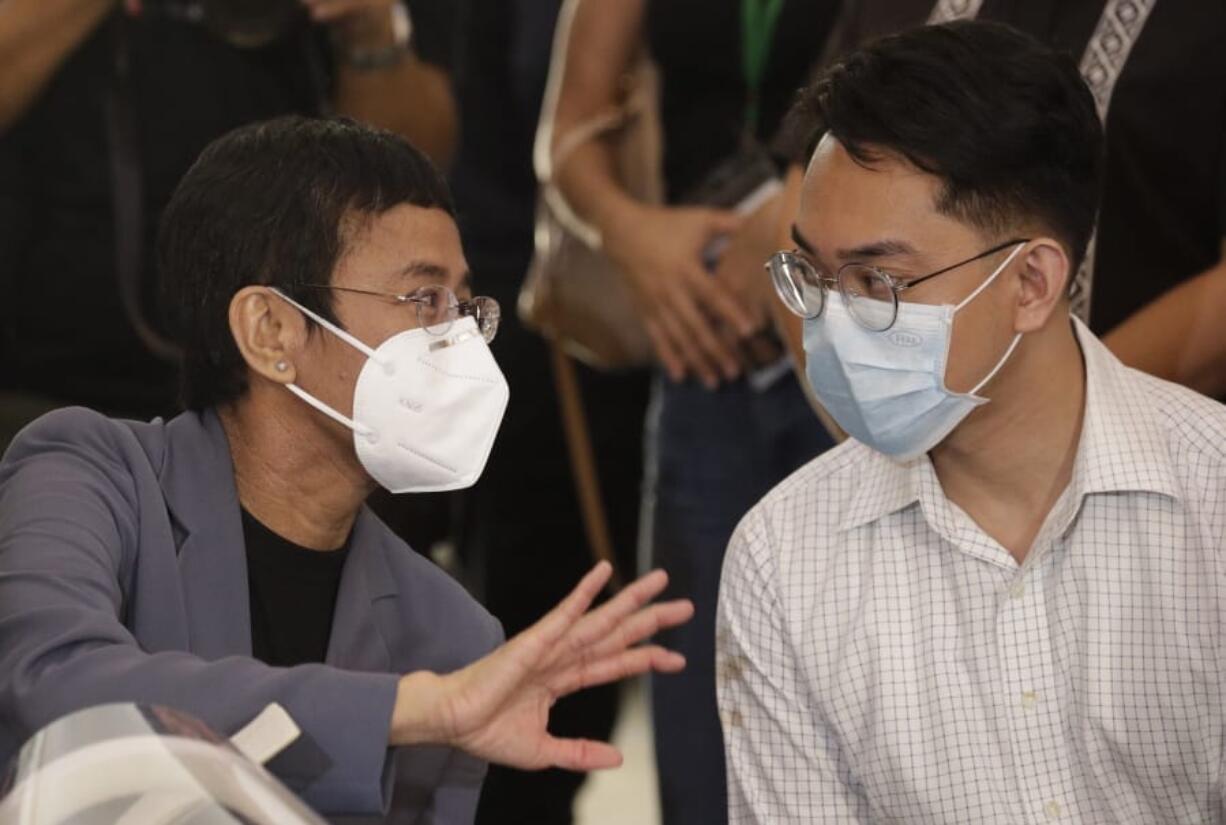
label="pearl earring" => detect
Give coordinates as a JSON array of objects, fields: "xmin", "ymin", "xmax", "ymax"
[{"xmin": 275, "ymin": 361, "xmax": 289, "ymax": 372}]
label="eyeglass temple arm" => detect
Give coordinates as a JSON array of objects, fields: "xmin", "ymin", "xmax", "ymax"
[{"xmin": 898, "ymin": 238, "xmax": 1029, "ymax": 292}]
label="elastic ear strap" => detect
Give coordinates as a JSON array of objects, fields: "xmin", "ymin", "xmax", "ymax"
[
  {"xmin": 956, "ymin": 242, "xmax": 1027, "ymax": 311},
  {"xmin": 285, "ymin": 383, "xmax": 370, "ymax": 437},
  {"xmin": 268, "ymin": 288, "xmax": 377, "ymax": 360},
  {"xmin": 971, "ymin": 332, "xmax": 1023, "ymax": 395}
]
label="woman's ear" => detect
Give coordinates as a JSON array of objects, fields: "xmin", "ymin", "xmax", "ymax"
[
  {"xmin": 228, "ymin": 287, "xmax": 305, "ymax": 385},
  {"xmin": 1014, "ymin": 237, "xmax": 1071, "ymax": 334}
]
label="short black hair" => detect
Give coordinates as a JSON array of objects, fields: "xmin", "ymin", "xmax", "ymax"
[
  {"xmin": 158, "ymin": 115, "xmax": 455, "ymax": 411},
  {"xmin": 798, "ymin": 20, "xmax": 1102, "ymax": 272}
]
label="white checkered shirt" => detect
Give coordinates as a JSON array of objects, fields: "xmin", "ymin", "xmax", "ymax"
[{"xmin": 718, "ymin": 317, "xmax": 1226, "ymax": 824}]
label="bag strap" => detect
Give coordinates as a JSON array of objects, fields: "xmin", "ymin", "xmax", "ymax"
[
  {"xmin": 534, "ymin": 0, "xmax": 628, "ymax": 186},
  {"xmin": 106, "ymin": 15, "xmax": 181, "ymax": 363},
  {"xmin": 534, "ymin": 0, "xmax": 657, "ymax": 250},
  {"xmin": 550, "ymin": 343, "xmax": 624, "ymax": 591}
]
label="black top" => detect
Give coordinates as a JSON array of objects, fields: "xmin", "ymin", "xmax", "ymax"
[
  {"xmin": 450, "ymin": 0, "xmax": 562, "ymax": 269},
  {"xmin": 645, "ymin": 0, "xmax": 840, "ymax": 201},
  {"xmin": 0, "ymin": 15, "xmax": 324, "ymax": 418},
  {"xmin": 817, "ymin": 0, "xmax": 1226, "ymax": 336},
  {"xmin": 242, "ymin": 508, "xmax": 350, "ymax": 667},
  {"xmin": 0, "ymin": 2, "xmax": 455, "ymax": 419}
]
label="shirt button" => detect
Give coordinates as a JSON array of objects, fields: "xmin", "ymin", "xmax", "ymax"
[
  {"xmin": 1009, "ymin": 582, "xmax": 1026, "ymax": 599},
  {"xmin": 1044, "ymin": 800, "xmax": 1062, "ymax": 819},
  {"xmin": 1021, "ymin": 690, "xmax": 1039, "ymax": 710}
]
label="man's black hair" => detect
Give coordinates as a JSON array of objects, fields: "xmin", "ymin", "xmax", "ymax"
[
  {"xmin": 799, "ymin": 20, "xmax": 1103, "ymax": 273},
  {"xmin": 158, "ymin": 115, "xmax": 455, "ymax": 411}
]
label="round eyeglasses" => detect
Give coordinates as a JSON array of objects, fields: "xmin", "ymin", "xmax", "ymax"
[
  {"xmin": 767, "ymin": 238, "xmax": 1029, "ymax": 332},
  {"xmin": 300, "ymin": 283, "xmax": 501, "ymax": 343}
]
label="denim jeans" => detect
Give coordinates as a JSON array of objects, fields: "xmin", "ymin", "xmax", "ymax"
[{"xmin": 643, "ymin": 369, "xmax": 834, "ymax": 825}]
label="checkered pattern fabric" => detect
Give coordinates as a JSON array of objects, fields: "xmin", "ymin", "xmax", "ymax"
[{"xmin": 718, "ymin": 317, "xmax": 1226, "ymax": 823}]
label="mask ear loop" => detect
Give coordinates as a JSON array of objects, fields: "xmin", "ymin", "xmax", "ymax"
[
  {"xmin": 268, "ymin": 288, "xmax": 380, "ymax": 440},
  {"xmin": 270, "ymin": 288, "xmax": 381, "ymax": 361},
  {"xmin": 953, "ymin": 242, "xmax": 1028, "ymax": 397},
  {"xmin": 955, "ymin": 242, "xmax": 1027, "ymax": 312},
  {"xmin": 282, "ymin": 383, "xmax": 373, "ymax": 438},
  {"xmin": 970, "ymin": 333, "xmax": 1023, "ymax": 396}
]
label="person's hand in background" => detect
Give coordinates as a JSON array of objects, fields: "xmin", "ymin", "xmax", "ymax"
[
  {"xmin": 302, "ymin": 0, "xmax": 399, "ymax": 49},
  {"xmin": 313, "ymin": 0, "xmax": 458, "ymax": 167},
  {"xmin": 600, "ymin": 201, "xmax": 753, "ymax": 388},
  {"xmin": 0, "ymin": 0, "xmax": 119, "ymax": 134}
]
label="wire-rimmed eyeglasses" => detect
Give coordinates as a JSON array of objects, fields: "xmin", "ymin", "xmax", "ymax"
[
  {"xmin": 300, "ymin": 283, "xmax": 501, "ymax": 343},
  {"xmin": 767, "ymin": 238, "xmax": 1029, "ymax": 332}
]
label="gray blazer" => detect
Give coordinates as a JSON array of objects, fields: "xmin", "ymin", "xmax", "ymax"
[{"xmin": 0, "ymin": 407, "xmax": 503, "ymax": 823}]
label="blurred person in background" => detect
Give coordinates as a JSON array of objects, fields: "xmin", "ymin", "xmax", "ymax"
[
  {"xmin": 0, "ymin": 0, "xmax": 457, "ymax": 450},
  {"xmin": 549, "ymin": 1, "xmax": 841, "ymax": 822},
  {"xmin": 449, "ymin": 1, "xmax": 653, "ymax": 822},
  {"xmin": 769, "ymin": 0, "xmax": 1226, "ymax": 405}
]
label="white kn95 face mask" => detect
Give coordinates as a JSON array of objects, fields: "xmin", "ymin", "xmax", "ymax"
[{"xmin": 271, "ymin": 289, "xmax": 509, "ymax": 493}]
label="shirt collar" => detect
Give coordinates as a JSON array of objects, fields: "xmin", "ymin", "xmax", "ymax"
[
  {"xmin": 1068, "ymin": 315, "xmax": 1181, "ymax": 501},
  {"xmin": 840, "ymin": 448, "xmax": 922, "ymax": 531},
  {"xmin": 839, "ymin": 315, "xmax": 1180, "ymax": 532}
]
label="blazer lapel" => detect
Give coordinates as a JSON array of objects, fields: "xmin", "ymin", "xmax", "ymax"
[
  {"xmin": 326, "ymin": 508, "xmax": 398, "ymax": 673},
  {"xmin": 160, "ymin": 409, "xmax": 253, "ymax": 659},
  {"xmin": 159, "ymin": 410, "xmax": 401, "ymax": 670}
]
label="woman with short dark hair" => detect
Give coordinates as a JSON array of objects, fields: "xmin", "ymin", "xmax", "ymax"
[{"xmin": 0, "ymin": 115, "xmax": 694, "ymax": 823}]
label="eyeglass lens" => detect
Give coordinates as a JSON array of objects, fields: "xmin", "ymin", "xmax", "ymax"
[{"xmin": 412, "ymin": 285, "xmax": 501, "ymax": 343}]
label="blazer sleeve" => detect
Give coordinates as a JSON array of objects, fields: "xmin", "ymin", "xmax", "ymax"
[
  {"xmin": 424, "ymin": 615, "xmax": 504, "ymax": 823},
  {"xmin": 0, "ymin": 415, "xmax": 400, "ymax": 816}
]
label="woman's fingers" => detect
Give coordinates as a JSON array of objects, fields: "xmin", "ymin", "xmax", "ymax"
[
  {"xmin": 671, "ymin": 280, "xmax": 742, "ymax": 382},
  {"xmin": 644, "ymin": 317, "xmax": 686, "ymax": 382},
  {"xmin": 653, "ymin": 299, "xmax": 720, "ymax": 387},
  {"xmin": 553, "ymin": 645, "xmax": 687, "ymax": 697},
  {"xmin": 585, "ymin": 598, "xmax": 694, "ymax": 663},
  {"xmin": 541, "ymin": 736, "xmax": 624, "ymax": 772},
  {"xmin": 554, "ymin": 569, "xmax": 669, "ymax": 658},
  {"xmin": 695, "ymin": 265, "xmax": 757, "ymax": 338},
  {"xmin": 515, "ymin": 562, "xmax": 614, "ymax": 665}
]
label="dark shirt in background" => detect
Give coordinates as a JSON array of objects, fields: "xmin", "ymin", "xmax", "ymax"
[
  {"xmin": 450, "ymin": 0, "xmax": 559, "ymax": 268},
  {"xmin": 0, "ymin": 16, "xmax": 324, "ymax": 419},
  {"xmin": 0, "ymin": 1, "xmax": 455, "ymax": 421},
  {"xmin": 645, "ymin": 0, "xmax": 839, "ymax": 201}
]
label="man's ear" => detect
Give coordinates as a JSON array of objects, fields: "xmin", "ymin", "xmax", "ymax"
[
  {"xmin": 1013, "ymin": 237, "xmax": 1071, "ymax": 334},
  {"xmin": 228, "ymin": 287, "xmax": 307, "ymax": 385}
]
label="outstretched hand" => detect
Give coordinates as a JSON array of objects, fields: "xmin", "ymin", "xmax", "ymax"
[{"xmin": 390, "ymin": 562, "xmax": 694, "ymax": 771}]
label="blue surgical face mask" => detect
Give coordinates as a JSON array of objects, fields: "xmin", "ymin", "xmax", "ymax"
[{"xmin": 803, "ymin": 243, "xmax": 1026, "ymax": 461}]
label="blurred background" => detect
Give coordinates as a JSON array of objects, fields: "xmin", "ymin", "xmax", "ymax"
[{"xmin": 1, "ymin": 0, "xmax": 1223, "ymax": 823}]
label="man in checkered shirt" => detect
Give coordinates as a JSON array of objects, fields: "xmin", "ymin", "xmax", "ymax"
[{"xmin": 718, "ymin": 20, "xmax": 1226, "ymax": 824}]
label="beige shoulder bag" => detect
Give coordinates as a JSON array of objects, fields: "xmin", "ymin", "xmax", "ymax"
[{"xmin": 518, "ymin": 0, "xmax": 663, "ymax": 370}]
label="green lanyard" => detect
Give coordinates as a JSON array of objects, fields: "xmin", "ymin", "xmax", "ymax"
[{"xmin": 741, "ymin": 0, "xmax": 786, "ymax": 134}]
